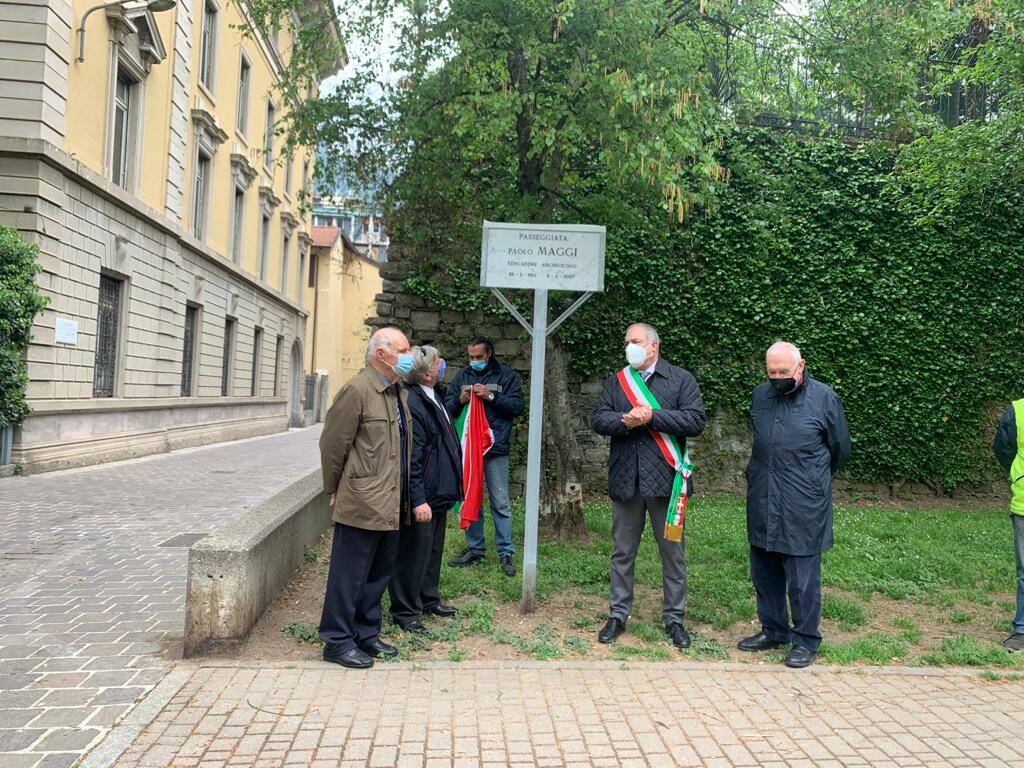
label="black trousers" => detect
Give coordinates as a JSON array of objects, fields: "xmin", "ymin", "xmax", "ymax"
[
  {"xmin": 319, "ymin": 522, "xmax": 399, "ymax": 654},
  {"xmin": 749, "ymin": 545, "xmax": 822, "ymax": 651},
  {"xmin": 389, "ymin": 506, "xmax": 450, "ymax": 626}
]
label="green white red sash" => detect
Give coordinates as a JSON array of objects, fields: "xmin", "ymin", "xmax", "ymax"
[
  {"xmin": 452, "ymin": 393, "xmax": 494, "ymax": 529},
  {"xmin": 616, "ymin": 366, "xmax": 694, "ymax": 537}
]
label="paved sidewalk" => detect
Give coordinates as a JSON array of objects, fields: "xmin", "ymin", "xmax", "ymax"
[
  {"xmin": 0, "ymin": 427, "xmax": 322, "ymax": 768},
  {"xmin": 101, "ymin": 660, "xmax": 1024, "ymax": 768}
]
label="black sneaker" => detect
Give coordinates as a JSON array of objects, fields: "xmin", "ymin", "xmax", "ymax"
[
  {"xmin": 499, "ymin": 554, "xmax": 516, "ymax": 577},
  {"xmin": 1003, "ymin": 633, "xmax": 1024, "ymax": 652},
  {"xmin": 448, "ymin": 548, "xmax": 485, "ymax": 568}
]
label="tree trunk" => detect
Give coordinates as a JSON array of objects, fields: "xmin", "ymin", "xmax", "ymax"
[{"xmin": 539, "ymin": 340, "xmax": 589, "ymax": 537}]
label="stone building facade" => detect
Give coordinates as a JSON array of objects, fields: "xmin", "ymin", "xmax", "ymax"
[{"xmin": 1, "ymin": 0, "xmax": 344, "ymax": 472}]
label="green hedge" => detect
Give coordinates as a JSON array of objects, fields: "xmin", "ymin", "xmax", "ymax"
[
  {"xmin": 408, "ymin": 129, "xmax": 1024, "ymax": 489},
  {"xmin": 0, "ymin": 226, "xmax": 48, "ymax": 428}
]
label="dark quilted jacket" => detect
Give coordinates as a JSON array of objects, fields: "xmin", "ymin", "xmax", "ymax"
[{"xmin": 591, "ymin": 359, "xmax": 707, "ymax": 501}]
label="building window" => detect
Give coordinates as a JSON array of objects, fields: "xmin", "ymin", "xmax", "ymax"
[
  {"xmin": 192, "ymin": 150, "xmax": 211, "ymax": 238},
  {"xmin": 273, "ymin": 335, "xmax": 283, "ymax": 396},
  {"xmin": 308, "ymin": 250, "xmax": 316, "ymax": 287},
  {"xmin": 181, "ymin": 304, "xmax": 199, "ymax": 396},
  {"xmin": 221, "ymin": 318, "xmax": 235, "ymax": 396},
  {"xmin": 302, "ymin": 159, "xmax": 310, "ymax": 197},
  {"xmin": 263, "ymin": 100, "xmax": 276, "ymax": 168},
  {"xmin": 251, "ymin": 327, "xmax": 263, "ymax": 396},
  {"xmin": 284, "ymin": 153, "xmax": 293, "ymax": 195},
  {"xmin": 199, "ymin": 0, "xmax": 218, "ymax": 91},
  {"xmin": 281, "ymin": 232, "xmax": 291, "ymax": 295},
  {"xmin": 230, "ymin": 186, "xmax": 245, "ymax": 262},
  {"xmin": 298, "ymin": 248, "xmax": 307, "ymax": 298},
  {"xmin": 236, "ymin": 55, "xmax": 251, "ymax": 135},
  {"xmin": 259, "ymin": 213, "xmax": 270, "ymax": 280},
  {"xmin": 93, "ymin": 275, "xmax": 122, "ymax": 398},
  {"xmin": 111, "ymin": 71, "xmax": 136, "ymax": 189}
]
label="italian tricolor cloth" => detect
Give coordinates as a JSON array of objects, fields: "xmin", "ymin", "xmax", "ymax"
[
  {"xmin": 617, "ymin": 366, "xmax": 695, "ymax": 542},
  {"xmin": 452, "ymin": 393, "xmax": 494, "ymax": 529}
]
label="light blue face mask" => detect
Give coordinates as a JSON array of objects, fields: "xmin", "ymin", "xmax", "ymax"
[
  {"xmin": 393, "ymin": 353, "xmax": 414, "ymax": 376},
  {"xmin": 469, "ymin": 360, "xmax": 487, "ymax": 372},
  {"xmin": 438, "ymin": 359, "xmax": 447, "ymax": 381}
]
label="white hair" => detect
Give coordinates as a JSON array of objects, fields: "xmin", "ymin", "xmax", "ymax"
[
  {"xmin": 366, "ymin": 327, "xmax": 400, "ymax": 363},
  {"xmin": 627, "ymin": 323, "xmax": 660, "ymax": 344},
  {"xmin": 405, "ymin": 345, "xmax": 439, "ymax": 384},
  {"xmin": 766, "ymin": 341, "xmax": 801, "ymax": 365}
]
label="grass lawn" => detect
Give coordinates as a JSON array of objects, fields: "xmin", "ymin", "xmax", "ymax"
[{"xmin": 248, "ymin": 493, "xmax": 1024, "ymax": 671}]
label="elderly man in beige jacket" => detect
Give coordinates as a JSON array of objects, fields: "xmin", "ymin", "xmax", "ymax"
[{"xmin": 318, "ymin": 326, "xmax": 416, "ymax": 669}]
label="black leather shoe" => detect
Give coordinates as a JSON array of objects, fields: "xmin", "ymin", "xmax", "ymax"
[
  {"xmin": 399, "ymin": 620, "xmax": 429, "ymax": 635},
  {"xmin": 598, "ymin": 617, "xmax": 626, "ymax": 644},
  {"xmin": 424, "ymin": 604, "xmax": 458, "ymax": 618},
  {"xmin": 360, "ymin": 638, "xmax": 398, "ymax": 658},
  {"xmin": 785, "ymin": 645, "xmax": 816, "ymax": 668},
  {"xmin": 737, "ymin": 631, "xmax": 787, "ymax": 652},
  {"xmin": 666, "ymin": 623, "xmax": 691, "ymax": 649},
  {"xmin": 448, "ymin": 548, "xmax": 485, "ymax": 568},
  {"xmin": 1004, "ymin": 633, "xmax": 1024, "ymax": 652},
  {"xmin": 323, "ymin": 648, "xmax": 373, "ymax": 669},
  {"xmin": 499, "ymin": 554, "xmax": 517, "ymax": 577}
]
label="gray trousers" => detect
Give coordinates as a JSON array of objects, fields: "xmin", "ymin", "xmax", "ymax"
[{"xmin": 610, "ymin": 495, "xmax": 687, "ymax": 625}]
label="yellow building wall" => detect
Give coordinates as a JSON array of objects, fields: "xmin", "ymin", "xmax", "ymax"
[
  {"xmin": 304, "ymin": 242, "xmax": 382, "ymax": 401},
  {"xmin": 66, "ymin": 0, "xmax": 178, "ymax": 201},
  {"xmin": 63, "ymin": 0, "xmax": 313, "ymax": 300}
]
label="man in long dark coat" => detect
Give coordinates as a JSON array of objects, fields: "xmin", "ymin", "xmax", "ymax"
[{"xmin": 738, "ymin": 341, "xmax": 851, "ymax": 668}]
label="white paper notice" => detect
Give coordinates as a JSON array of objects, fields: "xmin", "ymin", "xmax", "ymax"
[{"xmin": 54, "ymin": 317, "xmax": 78, "ymax": 345}]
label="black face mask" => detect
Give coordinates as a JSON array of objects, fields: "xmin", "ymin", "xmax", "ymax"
[{"xmin": 769, "ymin": 377, "xmax": 797, "ymax": 395}]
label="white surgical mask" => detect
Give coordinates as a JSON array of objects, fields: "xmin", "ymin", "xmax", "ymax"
[{"xmin": 625, "ymin": 342, "xmax": 649, "ymax": 368}]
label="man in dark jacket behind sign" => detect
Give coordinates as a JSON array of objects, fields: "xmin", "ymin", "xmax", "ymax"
[
  {"xmin": 738, "ymin": 341, "xmax": 851, "ymax": 669},
  {"xmin": 444, "ymin": 336, "xmax": 525, "ymax": 577}
]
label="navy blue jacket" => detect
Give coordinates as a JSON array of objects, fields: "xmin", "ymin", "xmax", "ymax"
[
  {"xmin": 406, "ymin": 383, "xmax": 463, "ymax": 510},
  {"xmin": 591, "ymin": 359, "xmax": 707, "ymax": 501},
  {"xmin": 444, "ymin": 357, "xmax": 524, "ymax": 457},
  {"xmin": 746, "ymin": 375, "xmax": 851, "ymax": 556}
]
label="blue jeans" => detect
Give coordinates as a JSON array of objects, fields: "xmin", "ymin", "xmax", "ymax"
[
  {"xmin": 466, "ymin": 455, "xmax": 516, "ymax": 557},
  {"xmin": 1013, "ymin": 514, "xmax": 1024, "ymax": 634}
]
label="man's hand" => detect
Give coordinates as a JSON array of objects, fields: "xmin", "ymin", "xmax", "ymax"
[
  {"xmin": 329, "ymin": 493, "xmax": 336, "ymax": 508},
  {"xmin": 472, "ymin": 383, "xmax": 493, "ymax": 401},
  {"xmin": 460, "ymin": 386, "xmax": 472, "ymax": 404},
  {"xmin": 621, "ymin": 406, "xmax": 653, "ymax": 429},
  {"xmin": 413, "ymin": 503, "xmax": 432, "ymax": 522}
]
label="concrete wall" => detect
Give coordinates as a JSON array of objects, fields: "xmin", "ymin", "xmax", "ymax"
[{"xmin": 184, "ymin": 471, "xmax": 330, "ymax": 657}]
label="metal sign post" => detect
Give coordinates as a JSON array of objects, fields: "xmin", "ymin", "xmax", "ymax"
[{"xmin": 480, "ymin": 221, "xmax": 606, "ymax": 613}]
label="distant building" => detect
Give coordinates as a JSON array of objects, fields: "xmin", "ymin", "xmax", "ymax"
[
  {"xmin": 303, "ymin": 227, "xmax": 382, "ymax": 401},
  {"xmin": 312, "ymin": 196, "xmax": 389, "ymax": 263},
  {"xmin": 0, "ymin": 0, "xmax": 344, "ymax": 472}
]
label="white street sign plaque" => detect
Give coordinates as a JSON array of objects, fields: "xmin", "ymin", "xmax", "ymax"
[
  {"xmin": 54, "ymin": 317, "xmax": 78, "ymax": 345},
  {"xmin": 481, "ymin": 221, "xmax": 606, "ymax": 292}
]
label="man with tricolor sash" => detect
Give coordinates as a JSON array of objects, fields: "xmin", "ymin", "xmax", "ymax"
[
  {"xmin": 993, "ymin": 399, "xmax": 1024, "ymax": 652},
  {"xmin": 591, "ymin": 323, "xmax": 707, "ymax": 649}
]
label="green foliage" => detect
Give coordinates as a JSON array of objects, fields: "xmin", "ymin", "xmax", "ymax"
[
  {"xmin": 917, "ymin": 635, "xmax": 1024, "ymax": 668},
  {"xmin": 303, "ymin": 546, "xmax": 318, "ymax": 563},
  {"xmin": 281, "ymin": 621, "xmax": 322, "ymax": 645},
  {"xmin": 822, "ymin": 594, "xmax": 869, "ymax": 632},
  {"xmin": 820, "ymin": 633, "xmax": 909, "ymax": 665},
  {"xmin": 411, "ymin": 128, "xmax": 1024, "ymax": 488},
  {"xmin": 0, "ymin": 226, "xmax": 48, "ymax": 429}
]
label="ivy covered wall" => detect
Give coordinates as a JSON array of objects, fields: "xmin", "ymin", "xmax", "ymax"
[{"xmin": 374, "ymin": 129, "xmax": 1024, "ymax": 494}]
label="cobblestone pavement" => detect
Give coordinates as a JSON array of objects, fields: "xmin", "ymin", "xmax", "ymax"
[
  {"xmin": 0, "ymin": 428, "xmax": 322, "ymax": 768},
  {"xmin": 105, "ymin": 660, "xmax": 1024, "ymax": 768}
]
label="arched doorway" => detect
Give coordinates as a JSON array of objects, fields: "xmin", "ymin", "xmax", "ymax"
[{"xmin": 289, "ymin": 339, "xmax": 303, "ymax": 427}]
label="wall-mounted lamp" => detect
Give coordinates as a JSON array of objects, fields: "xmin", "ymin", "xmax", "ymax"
[{"xmin": 76, "ymin": 0, "xmax": 176, "ymax": 63}]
